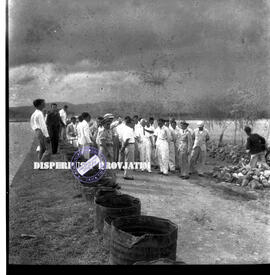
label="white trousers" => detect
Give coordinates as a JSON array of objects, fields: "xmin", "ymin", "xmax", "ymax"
[
  {"xmin": 157, "ymin": 140, "xmax": 169, "ymax": 174},
  {"xmin": 169, "ymin": 141, "xmax": 176, "ymax": 171},
  {"xmin": 139, "ymin": 138, "xmax": 152, "ymax": 172},
  {"xmin": 190, "ymin": 146, "xmax": 206, "ymax": 174}
]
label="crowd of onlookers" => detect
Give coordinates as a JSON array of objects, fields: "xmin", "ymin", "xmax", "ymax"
[{"xmin": 30, "ymin": 99, "xmax": 269, "ymax": 179}]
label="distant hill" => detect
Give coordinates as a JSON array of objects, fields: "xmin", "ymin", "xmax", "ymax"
[
  {"xmin": 9, "ymin": 101, "xmax": 195, "ymax": 121},
  {"xmin": 9, "ymin": 98, "xmax": 270, "ymax": 122}
]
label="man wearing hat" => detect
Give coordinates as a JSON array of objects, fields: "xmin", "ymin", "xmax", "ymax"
[
  {"xmin": 98, "ymin": 114, "xmax": 114, "ymax": 162},
  {"xmin": 176, "ymin": 121, "xmax": 193, "ymax": 179},
  {"xmin": 190, "ymin": 121, "xmax": 210, "ymax": 176}
]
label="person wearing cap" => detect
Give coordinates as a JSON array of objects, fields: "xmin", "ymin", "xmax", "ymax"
[
  {"xmin": 98, "ymin": 117, "xmax": 114, "ymax": 162},
  {"xmin": 176, "ymin": 121, "xmax": 193, "ymax": 179},
  {"xmin": 153, "ymin": 119, "xmax": 170, "ymax": 175},
  {"xmin": 190, "ymin": 121, "xmax": 210, "ymax": 176}
]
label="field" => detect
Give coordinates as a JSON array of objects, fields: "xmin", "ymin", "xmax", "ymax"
[
  {"xmin": 8, "ymin": 120, "xmax": 270, "ymax": 264},
  {"xmin": 9, "ymin": 122, "xmax": 34, "ymax": 185}
]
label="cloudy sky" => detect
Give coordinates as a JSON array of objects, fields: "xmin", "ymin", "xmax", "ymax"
[{"xmin": 9, "ymin": 0, "xmax": 270, "ymax": 107}]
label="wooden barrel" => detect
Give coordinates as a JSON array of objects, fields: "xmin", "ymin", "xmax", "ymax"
[
  {"xmin": 109, "ymin": 215, "xmax": 178, "ymax": 265},
  {"xmin": 94, "ymin": 194, "xmax": 141, "ymax": 233},
  {"xmin": 133, "ymin": 258, "xmax": 185, "ymax": 265},
  {"xmin": 80, "ymin": 185, "xmax": 98, "ymax": 205},
  {"xmin": 103, "ymin": 216, "xmax": 113, "ymax": 251}
]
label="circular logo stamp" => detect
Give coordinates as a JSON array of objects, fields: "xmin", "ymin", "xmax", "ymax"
[{"xmin": 70, "ymin": 146, "xmax": 107, "ymax": 184}]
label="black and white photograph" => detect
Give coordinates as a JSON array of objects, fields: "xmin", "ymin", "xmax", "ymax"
[{"xmin": 7, "ymin": 0, "xmax": 270, "ymax": 266}]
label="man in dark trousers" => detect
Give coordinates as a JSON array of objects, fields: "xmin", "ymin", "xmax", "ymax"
[
  {"xmin": 244, "ymin": 126, "xmax": 269, "ymax": 169},
  {"xmin": 46, "ymin": 103, "xmax": 62, "ymax": 154}
]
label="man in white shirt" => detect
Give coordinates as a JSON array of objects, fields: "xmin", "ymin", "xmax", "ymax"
[
  {"xmin": 59, "ymin": 105, "xmax": 68, "ymax": 141},
  {"xmin": 116, "ymin": 116, "xmax": 130, "ymax": 168},
  {"xmin": 190, "ymin": 121, "xmax": 210, "ymax": 176},
  {"xmin": 154, "ymin": 119, "xmax": 170, "ymax": 175},
  {"xmin": 77, "ymin": 112, "xmax": 94, "ymax": 159},
  {"xmin": 136, "ymin": 119, "xmax": 151, "ymax": 172},
  {"xmin": 144, "ymin": 120, "xmax": 155, "ymax": 172},
  {"xmin": 30, "ymin": 99, "xmax": 51, "ymax": 161},
  {"xmin": 121, "ymin": 117, "xmax": 136, "ymax": 180},
  {"xmin": 133, "ymin": 115, "xmax": 140, "ymax": 162}
]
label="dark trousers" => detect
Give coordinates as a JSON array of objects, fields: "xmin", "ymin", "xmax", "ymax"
[{"xmin": 48, "ymin": 126, "xmax": 60, "ymax": 154}]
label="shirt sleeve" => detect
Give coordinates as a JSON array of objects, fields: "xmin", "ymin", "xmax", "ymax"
[
  {"xmin": 83, "ymin": 123, "xmax": 92, "ymax": 144},
  {"xmin": 59, "ymin": 110, "xmax": 66, "ymax": 125},
  {"xmin": 38, "ymin": 112, "xmax": 49, "ymax": 138}
]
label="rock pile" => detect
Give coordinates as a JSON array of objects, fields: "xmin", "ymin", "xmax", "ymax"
[
  {"xmin": 207, "ymin": 141, "xmax": 249, "ymax": 165},
  {"xmin": 209, "ymin": 164, "xmax": 270, "ymax": 190}
]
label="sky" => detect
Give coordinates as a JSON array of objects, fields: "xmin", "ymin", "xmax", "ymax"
[{"xmin": 8, "ymin": 0, "xmax": 270, "ymax": 107}]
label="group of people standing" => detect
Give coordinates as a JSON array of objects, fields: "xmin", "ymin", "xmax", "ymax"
[
  {"xmin": 127, "ymin": 117, "xmax": 210, "ymax": 179},
  {"xmin": 70, "ymin": 114, "xmax": 210, "ymax": 180},
  {"xmin": 30, "ymin": 99, "xmax": 68, "ymax": 159},
  {"xmin": 30, "ymin": 98, "xmax": 211, "ymax": 180}
]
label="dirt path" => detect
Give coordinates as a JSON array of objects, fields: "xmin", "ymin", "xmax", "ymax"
[
  {"xmin": 117, "ymin": 170, "xmax": 270, "ymax": 264},
  {"xmin": 9, "ymin": 143, "xmax": 270, "ymax": 264}
]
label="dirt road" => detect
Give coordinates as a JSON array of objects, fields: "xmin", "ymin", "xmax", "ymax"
[
  {"xmin": 9, "ymin": 144, "xmax": 270, "ymax": 264},
  {"xmin": 117, "ymin": 170, "xmax": 270, "ymax": 264}
]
